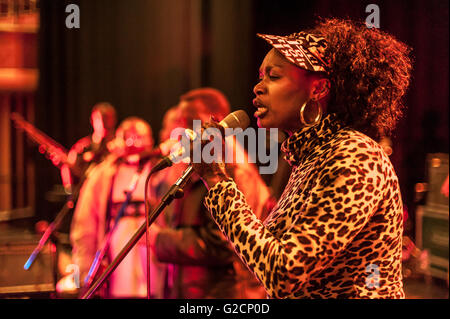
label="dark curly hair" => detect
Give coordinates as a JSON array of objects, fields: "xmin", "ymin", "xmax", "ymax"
[{"xmin": 308, "ymin": 18, "xmax": 413, "ymax": 139}]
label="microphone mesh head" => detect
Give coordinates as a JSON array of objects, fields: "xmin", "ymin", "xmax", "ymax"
[{"xmin": 221, "ymin": 110, "xmax": 250, "ymax": 129}]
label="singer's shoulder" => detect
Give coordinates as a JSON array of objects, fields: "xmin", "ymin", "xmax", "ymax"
[
  {"xmin": 325, "ymin": 128, "xmax": 394, "ymax": 179},
  {"xmin": 333, "ymin": 128, "xmax": 384, "ymax": 155}
]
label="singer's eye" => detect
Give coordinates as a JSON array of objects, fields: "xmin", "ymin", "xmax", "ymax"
[{"xmin": 268, "ymin": 73, "xmax": 280, "ymax": 80}]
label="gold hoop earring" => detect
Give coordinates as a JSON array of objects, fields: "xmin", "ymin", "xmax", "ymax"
[{"xmin": 299, "ymin": 99, "xmax": 322, "ymax": 127}]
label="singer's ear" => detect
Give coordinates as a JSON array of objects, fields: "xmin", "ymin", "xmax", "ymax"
[{"xmin": 310, "ymin": 78, "xmax": 331, "ymax": 101}]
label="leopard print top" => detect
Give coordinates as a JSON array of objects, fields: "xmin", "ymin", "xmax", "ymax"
[{"xmin": 204, "ymin": 114, "xmax": 404, "ymax": 298}]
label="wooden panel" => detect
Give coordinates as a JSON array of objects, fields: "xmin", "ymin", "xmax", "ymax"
[
  {"xmin": 0, "ymin": 92, "xmax": 36, "ymax": 217},
  {"xmin": 0, "ymin": 68, "xmax": 38, "ymax": 91},
  {"xmin": 0, "ymin": 94, "xmax": 12, "ymax": 211}
]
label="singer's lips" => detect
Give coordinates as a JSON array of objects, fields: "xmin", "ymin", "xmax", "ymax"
[{"xmin": 253, "ymin": 99, "xmax": 268, "ymax": 118}]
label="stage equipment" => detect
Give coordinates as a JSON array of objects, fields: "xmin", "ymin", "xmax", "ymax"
[
  {"xmin": 0, "ymin": 229, "xmax": 56, "ymax": 297},
  {"xmin": 416, "ymin": 153, "xmax": 449, "ymax": 282}
]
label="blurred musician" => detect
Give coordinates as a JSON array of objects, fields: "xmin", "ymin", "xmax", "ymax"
[
  {"xmin": 63, "ymin": 102, "xmax": 117, "ymax": 190},
  {"xmin": 147, "ymin": 88, "xmax": 273, "ymax": 298},
  {"xmin": 69, "ymin": 117, "xmax": 159, "ymax": 298}
]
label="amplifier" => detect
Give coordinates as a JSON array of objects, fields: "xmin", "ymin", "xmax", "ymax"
[
  {"xmin": 425, "ymin": 153, "xmax": 449, "ymax": 208},
  {"xmin": 0, "ymin": 226, "xmax": 56, "ymax": 297},
  {"xmin": 416, "ymin": 205, "xmax": 449, "ymax": 281}
]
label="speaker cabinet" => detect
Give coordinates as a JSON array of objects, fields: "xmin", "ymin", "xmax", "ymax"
[
  {"xmin": 416, "ymin": 205, "xmax": 449, "ymax": 281},
  {"xmin": 0, "ymin": 229, "xmax": 56, "ymax": 297},
  {"xmin": 415, "ymin": 154, "xmax": 449, "ymax": 281}
]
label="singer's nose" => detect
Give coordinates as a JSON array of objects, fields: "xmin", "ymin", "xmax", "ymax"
[{"xmin": 253, "ymin": 80, "xmax": 266, "ymax": 96}]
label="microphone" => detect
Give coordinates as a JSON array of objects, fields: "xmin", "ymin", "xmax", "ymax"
[
  {"xmin": 150, "ymin": 110, "xmax": 250, "ymax": 175},
  {"xmin": 115, "ymin": 148, "xmax": 162, "ymax": 167}
]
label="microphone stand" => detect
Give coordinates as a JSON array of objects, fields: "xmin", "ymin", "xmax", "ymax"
[
  {"xmin": 82, "ymin": 164, "xmax": 145, "ymax": 289},
  {"xmin": 80, "ymin": 165, "xmax": 194, "ymax": 299},
  {"xmin": 23, "ymin": 170, "xmax": 88, "ymax": 271}
]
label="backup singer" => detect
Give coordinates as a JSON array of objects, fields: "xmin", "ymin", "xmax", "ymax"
[
  {"xmin": 67, "ymin": 102, "xmax": 117, "ymax": 185},
  {"xmin": 192, "ymin": 18, "xmax": 412, "ymax": 298},
  {"xmin": 70, "ymin": 117, "xmax": 162, "ymax": 298}
]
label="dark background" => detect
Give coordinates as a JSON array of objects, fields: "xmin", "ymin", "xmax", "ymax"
[{"xmin": 35, "ymin": 0, "xmax": 449, "ymax": 236}]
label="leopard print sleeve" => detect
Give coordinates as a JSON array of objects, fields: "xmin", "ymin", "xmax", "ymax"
[
  {"xmin": 204, "ymin": 180, "xmax": 278, "ymax": 294},
  {"xmin": 204, "ymin": 132, "xmax": 403, "ymax": 298}
]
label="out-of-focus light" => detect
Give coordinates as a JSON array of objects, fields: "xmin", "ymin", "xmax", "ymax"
[
  {"xmin": 126, "ymin": 137, "xmax": 134, "ymax": 147},
  {"xmin": 431, "ymin": 157, "xmax": 441, "ymax": 168},
  {"xmin": 0, "ymin": 69, "xmax": 38, "ymax": 91},
  {"xmin": 83, "ymin": 151, "xmax": 94, "ymax": 162},
  {"xmin": 134, "ymin": 139, "xmax": 142, "ymax": 147},
  {"xmin": 415, "ymin": 183, "xmax": 428, "ymax": 193}
]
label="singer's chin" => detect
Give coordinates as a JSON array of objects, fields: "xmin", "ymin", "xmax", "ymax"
[
  {"xmin": 256, "ymin": 115, "xmax": 270, "ymax": 129},
  {"xmin": 256, "ymin": 117, "xmax": 264, "ymax": 128}
]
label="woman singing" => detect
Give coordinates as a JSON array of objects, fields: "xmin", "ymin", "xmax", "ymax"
[{"xmin": 192, "ymin": 18, "xmax": 412, "ymax": 298}]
